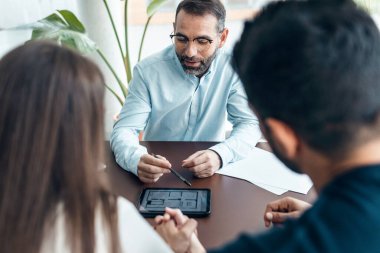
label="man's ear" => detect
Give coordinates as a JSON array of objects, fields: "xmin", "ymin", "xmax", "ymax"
[
  {"xmin": 218, "ymin": 28, "xmax": 229, "ymax": 48},
  {"xmin": 265, "ymin": 118, "xmax": 300, "ymax": 159}
]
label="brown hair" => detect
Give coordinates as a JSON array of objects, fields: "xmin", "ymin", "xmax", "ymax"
[{"xmin": 0, "ymin": 41, "xmax": 120, "ymax": 253}]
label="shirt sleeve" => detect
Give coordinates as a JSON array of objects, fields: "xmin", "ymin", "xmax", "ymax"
[
  {"xmin": 117, "ymin": 197, "xmax": 173, "ymax": 253},
  {"xmin": 110, "ymin": 65, "xmax": 151, "ymax": 175},
  {"xmin": 209, "ymin": 76, "xmax": 261, "ymax": 167}
]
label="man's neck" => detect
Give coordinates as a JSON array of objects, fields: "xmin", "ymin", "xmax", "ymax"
[{"xmin": 302, "ymin": 138, "xmax": 380, "ymax": 193}]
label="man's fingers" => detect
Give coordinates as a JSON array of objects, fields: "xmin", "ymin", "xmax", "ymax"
[
  {"xmin": 264, "ymin": 197, "xmax": 292, "ymax": 213},
  {"xmin": 264, "ymin": 212, "xmax": 273, "ymax": 227},
  {"xmin": 189, "ymin": 154, "xmax": 208, "ymax": 166},
  {"xmin": 265, "ymin": 197, "xmax": 310, "ymax": 214},
  {"xmin": 140, "ymin": 164, "xmax": 169, "ymax": 174},
  {"xmin": 270, "ymin": 212, "xmax": 287, "ymax": 223},
  {"xmin": 138, "ymin": 175, "xmax": 161, "ymax": 184},
  {"xmin": 263, "ymin": 197, "xmax": 311, "ymax": 227},
  {"xmin": 155, "ymin": 154, "xmax": 168, "ymax": 160},
  {"xmin": 139, "ymin": 169, "xmax": 164, "ymax": 178},
  {"xmin": 137, "ymin": 155, "xmax": 172, "ymax": 183},
  {"xmin": 183, "ymin": 151, "xmax": 221, "ymax": 178},
  {"xmin": 265, "ymin": 211, "xmax": 297, "ymax": 225},
  {"xmin": 187, "ymin": 162, "xmax": 208, "ymax": 173},
  {"xmin": 141, "ymin": 154, "xmax": 172, "ymax": 169},
  {"xmin": 192, "ymin": 164, "xmax": 216, "ymax": 178},
  {"xmin": 194, "ymin": 169, "xmax": 214, "ymax": 178},
  {"xmin": 138, "ymin": 167, "xmax": 164, "ymax": 183},
  {"xmin": 182, "ymin": 150, "xmax": 205, "ymax": 166}
]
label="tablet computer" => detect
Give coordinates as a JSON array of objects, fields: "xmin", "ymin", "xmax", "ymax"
[{"xmin": 138, "ymin": 188, "xmax": 211, "ymax": 218}]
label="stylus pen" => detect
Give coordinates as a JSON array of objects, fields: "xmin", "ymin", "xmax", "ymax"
[{"xmin": 152, "ymin": 153, "xmax": 192, "ymax": 187}]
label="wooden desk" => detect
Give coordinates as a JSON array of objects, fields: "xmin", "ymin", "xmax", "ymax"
[{"xmin": 105, "ymin": 141, "xmax": 316, "ymax": 249}]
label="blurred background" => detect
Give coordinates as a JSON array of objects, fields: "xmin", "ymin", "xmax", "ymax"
[{"xmin": 1, "ymin": 0, "xmax": 379, "ymax": 138}]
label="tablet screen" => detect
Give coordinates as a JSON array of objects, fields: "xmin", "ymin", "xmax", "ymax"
[{"xmin": 138, "ymin": 188, "xmax": 211, "ymax": 217}]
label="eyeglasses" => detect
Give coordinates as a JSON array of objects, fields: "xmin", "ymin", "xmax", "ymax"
[{"xmin": 170, "ymin": 33, "xmax": 214, "ymax": 53}]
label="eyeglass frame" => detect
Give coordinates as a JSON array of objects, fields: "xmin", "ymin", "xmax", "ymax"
[{"xmin": 169, "ymin": 32, "xmax": 221, "ymax": 52}]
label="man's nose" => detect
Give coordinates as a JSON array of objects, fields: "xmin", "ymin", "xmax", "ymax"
[{"xmin": 184, "ymin": 41, "xmax": 198, "ymax": 57}]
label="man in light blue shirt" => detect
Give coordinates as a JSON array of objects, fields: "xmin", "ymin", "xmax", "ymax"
[{"xmin": 111, "ymin": 0, "xmax": 261, "ymax": 183}]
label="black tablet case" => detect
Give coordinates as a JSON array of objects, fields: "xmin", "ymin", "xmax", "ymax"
[{"xmin": 138, "ymin": 188, "xmax": 211, "ymax": 218}]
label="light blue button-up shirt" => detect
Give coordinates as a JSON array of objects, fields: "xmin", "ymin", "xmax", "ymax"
[{"xmin": 111, "ymin": 45, "xmax": 261, "ymax": 175}]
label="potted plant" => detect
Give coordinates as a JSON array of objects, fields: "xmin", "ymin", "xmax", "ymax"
[{"xmin": 3, "ymin": 0, "xmax": 168, "ymax": 106}]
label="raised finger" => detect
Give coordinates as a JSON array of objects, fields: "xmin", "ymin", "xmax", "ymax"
[{"xmin": 182, "ymin": 150, "xmax": 205, "ymax": 166}]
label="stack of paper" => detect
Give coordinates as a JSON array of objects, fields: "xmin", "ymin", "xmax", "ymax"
[{"xmin": 216, "ymin": 147, "xmax": 313, "ymax": 195}]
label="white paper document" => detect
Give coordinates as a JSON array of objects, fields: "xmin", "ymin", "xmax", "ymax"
[
  {"xmin": 216, "ymin": 147, "xmax": 313, "ymax": 195},
  {"xmin": 254, "ymin": 182, "xmax": 288, "ymax": 195}
]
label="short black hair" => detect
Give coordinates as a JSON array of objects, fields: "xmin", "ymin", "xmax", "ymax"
[
  {"xmin": 233, "ymin": 0, "xmax": 380, "ymax": 158},
  {"xmin": 175, "ymin": 0, "xmax": 226, "ymax": 32}
]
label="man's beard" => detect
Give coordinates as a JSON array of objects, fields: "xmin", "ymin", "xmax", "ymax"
[
  {"xmin": 177, "ymin": 49, "xmax": 218, "ymax": 77},
  {"xmin": 266, "ymin": 131, "xmax": 303, "ymax": 174}
]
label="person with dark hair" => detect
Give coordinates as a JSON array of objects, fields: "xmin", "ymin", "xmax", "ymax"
[
  {"xmin": 153, "ymin": 0, "xmax": 380, "ymax": 252},
  {"xmin": 111, "ymin": 0, "xmax": 261, "ymax": 183},
  {"xmin": 0, "ymin": 41, "xmax": 172, "ymax": 253}
]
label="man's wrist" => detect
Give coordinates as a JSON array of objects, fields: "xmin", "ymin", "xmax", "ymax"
[{"xmin": 208, "ymin": 149, "xmax": 223, "ymax": 168}]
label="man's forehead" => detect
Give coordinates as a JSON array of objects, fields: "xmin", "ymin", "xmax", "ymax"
[{"xmin": 175, "ymin": 10, "xmax": 219, "ymax": 35}]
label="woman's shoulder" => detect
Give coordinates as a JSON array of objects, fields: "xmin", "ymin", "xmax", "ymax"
[{"xmin": 116, "ymin": 196, "xmax": 173, "ymax": 253}]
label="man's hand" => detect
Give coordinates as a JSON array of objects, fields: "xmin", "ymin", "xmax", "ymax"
[
  {"xmin": 137, "ymin": 154, "xmax": 171, "ymax": 183},
  {"xmin": 263, "ymin": 197, "xmax": 312, "ymax": 227},
  {"xmin": 155, "ymin": 208, "xmax": 206, "ymax": 253},
  {"xmin": 182, "ymin": 150, "xmax": 221, "ymax": 178}
]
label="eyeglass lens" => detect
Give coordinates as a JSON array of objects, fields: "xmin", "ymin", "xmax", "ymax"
[{"xmin": 171, "ymin": 35, "xmax": 212, "ymax": 52}]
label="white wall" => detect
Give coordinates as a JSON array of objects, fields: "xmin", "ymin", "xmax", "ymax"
[
  {"xmin": 0, "ymin": 0, "xmax": 79, "ymax": 56},
  {"xmin": 76, "ymin": 1, "xmax": 127, "ymax": 139}
]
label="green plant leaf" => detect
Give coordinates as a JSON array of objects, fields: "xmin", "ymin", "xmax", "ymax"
[
  {"xmin": 31, "ymin": 13, "xmax": 67, "ymax": 40},
  {"xmin": 40, "ymin": 12, "xmax": 67, "ymax": 26},
  {"xmin": 3, "ymin": 8, "xmax": 127, "ymax": 104},
  {"xmin": 4, "ymin": 10, "xmax": 96, "ymax": 54},
  {"xmin": 147, "ymin": 0, "xmax": 168, "ymax": 17},
  {"xmin": 57, "ymin": 10, "xmax": 86, "ymax": 32},
  {"xmin": 27, "ymin": 10, "xmax": 97, "ymax": 54}
]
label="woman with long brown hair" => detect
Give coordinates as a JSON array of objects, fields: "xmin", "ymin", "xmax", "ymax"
[{"xmin": 0, "ymin": 41, "xmax": 172, "ymax": 253}]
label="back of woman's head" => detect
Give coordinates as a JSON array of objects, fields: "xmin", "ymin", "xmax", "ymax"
[{"xmin": 0, "ymin": 41, "xmax": 118, "ymax": 253}]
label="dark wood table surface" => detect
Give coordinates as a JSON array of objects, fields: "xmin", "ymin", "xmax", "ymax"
[{"xmin": 105, "ymin": 141, "xmax": 316, "ymax": 249}]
